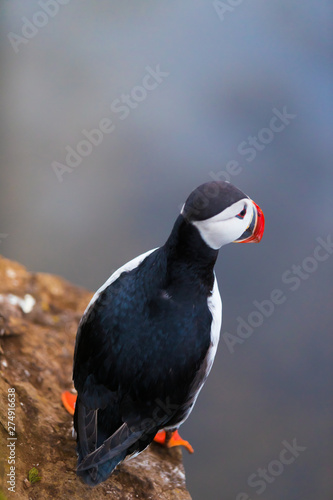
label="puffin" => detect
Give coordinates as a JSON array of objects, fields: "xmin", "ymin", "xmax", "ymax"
[{"xmin": 67, "ymin": 180, "xmax": 265, "ymax": 486}]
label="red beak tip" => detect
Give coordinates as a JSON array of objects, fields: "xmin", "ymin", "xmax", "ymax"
[
  {"xmin": 253, "ymin": 203, "xmax": 265, "ymax": 242},
  {"xmin": 238, "ymin": 202, "xmax": 265, "ymax": 243}
]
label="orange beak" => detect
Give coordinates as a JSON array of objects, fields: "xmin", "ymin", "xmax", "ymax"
[{"xmin": 234, "ymin": 201, "xmax": 265, "ymax": 243}]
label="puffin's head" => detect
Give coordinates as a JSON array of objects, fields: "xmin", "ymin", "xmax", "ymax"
[{"xmin": 181, "ymin": 181, "xmax": 265, "ymax": 250}]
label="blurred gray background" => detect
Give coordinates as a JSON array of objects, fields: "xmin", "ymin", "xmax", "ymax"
[{"xmin": 1, "ymin": 1, "xmax": 332, "ymax": 499}]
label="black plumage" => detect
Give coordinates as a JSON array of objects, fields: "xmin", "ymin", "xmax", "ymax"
[{"xmin": 73, "ymin": 215, "xmax": 217, "ymax": 485}]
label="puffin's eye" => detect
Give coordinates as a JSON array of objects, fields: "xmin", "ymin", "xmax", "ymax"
[{"xmin": 236, "ymin": 207, "xmax": 247, "ymax": 219}]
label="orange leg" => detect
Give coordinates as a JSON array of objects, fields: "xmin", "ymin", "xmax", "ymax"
[
  {"xmin": 61, "ymin": 390, "xmax": 76, "ymax": 416},
  {"xmin": 61, "ymin": 391, "xmax": 194, "ymax": 454},
  {"xmin": 154, "ymin": 429, "xmax": 194, "ymax": 454}
]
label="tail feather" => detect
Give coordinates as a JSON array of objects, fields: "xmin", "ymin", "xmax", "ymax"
[
  {"xmin": 77, "ymin": 422, "xmax": 144, "ymax": 472},
  {"xmin": 75, "ymin": 397, "xmax": 161, "ymax": 486},
  {"xmin": 77, "ymin": 451, "xmax": 127, "ymax": 486},
  {"xmin": 76, "ymin": 398, "xmax": 97, "ymax": 457}
]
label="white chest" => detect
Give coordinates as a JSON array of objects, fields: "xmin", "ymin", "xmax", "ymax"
[{"xmin": 206, "ymin": 275, "xmax": 222, "ymax": 376}]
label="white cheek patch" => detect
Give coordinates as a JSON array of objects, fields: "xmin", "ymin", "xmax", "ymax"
[{"xmin": 192, "ymin": 198, "xmax": 252, "ymax": 249}]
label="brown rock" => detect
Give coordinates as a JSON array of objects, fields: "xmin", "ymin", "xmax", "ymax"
[{"xmin": 0, "ymin": 255, "xmax": 192, "ymax": 499}]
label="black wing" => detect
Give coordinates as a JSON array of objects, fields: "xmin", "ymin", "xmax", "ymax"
[{"xmin": 73, "ymin": 250, "xmax": 212, "ymax": 484}]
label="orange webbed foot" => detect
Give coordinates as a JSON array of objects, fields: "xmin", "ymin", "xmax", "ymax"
[
  {"xmin": 61, "ymin": 390, "xmax": 77, "ymax": 416},
  {"xmin": 154, "ymin": 429, "xmax": 194, "ymax": 454}
]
